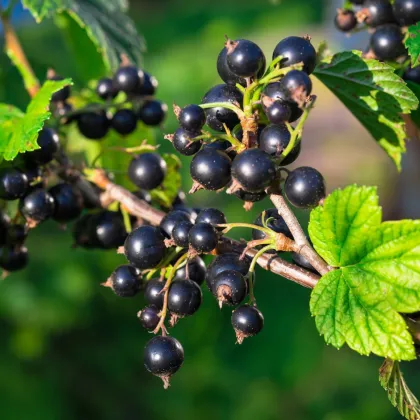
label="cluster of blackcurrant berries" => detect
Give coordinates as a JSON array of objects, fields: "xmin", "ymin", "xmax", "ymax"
[
  {"xmin": 165, "ymin": 36, "xmax": 326, "ymax": 210},
  {"xmin": 52, "ymin": 63, "xmax": 167, "ymax": 140},
  {"xmin": 334, "ymin": 0, "xmax": 420, "ymax": 62}
]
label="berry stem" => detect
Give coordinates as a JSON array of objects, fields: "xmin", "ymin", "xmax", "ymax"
[
  {"xmin": 219, "ymin": 222, "xmax": 274, "ymax": 237},
  {"xmin": 121, "ymin": 208, "xmax": 132, "ymax": 233},
  {"xmin": 145, "ymin": 247, "xmax": 183, "ymax": 281},
  {"xmin": 249, "ymin": 244, "xmax": 276, "ymax": 273}
]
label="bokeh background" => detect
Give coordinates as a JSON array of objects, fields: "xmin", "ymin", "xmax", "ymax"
[{"xmin": 1, "ymin": 0, "xmax": 420, "ymax": 419}]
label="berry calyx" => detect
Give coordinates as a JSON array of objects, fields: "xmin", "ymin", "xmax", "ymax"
[
  {"xmin": 172, "ymin": 127, "xmax": 202, "ymax": 156},
  {"xmin": 213, "ymin": 270, "xmax": 248, "ymax": 307},
  {"xmin": 0, "ymin": 169, "xmax": 28, "ymax": 200},
  {"xmin": 370, "ymin": 24, "xmax": 405, "ymax": 61},
  {"xmin": 49, "ymin": 183, "xmax": 84, "ymax": 223},
  {"xmin": 113, "ymin": 65, "xmax": 143, "ymax": 94},
  {"xmin": 128, "ymin": 153, "xmax": 167, "ymax": 190},
  {"xmin": 178, "ymin": 104, "xmax": 206, "ymax": 131},
  {"xmin": 167, "ymin": 279, "xmax": 203, "ymax": 317},
  {"xmin": 144, "ymin": 278, "xmax": 165, "ymax": 309},
  {"xmin": 111, "ymin": 109, "xmax": 138, "ymax": 135},
  {"xmin": 108, "ymin": 264, "xmax": 142, "ymax": 297},
  {"xmin": 172, "ymin": 220, "xmax": 193, "ymax": 248},
  {"xmin": 231, "ymin": 305, "xmax": 264, "ymax": 344},
  {"xmin": 96, "ymin": 78, "xmax": 118, "ymax": 100},
  {"xmin": 138, "ymin": 305, "xmax": 160, "ymax": 331},
  {"xmin": 195, "ymin": 208, "xmax": 227, "ymax": 231},
  {"xmin": 138, "ymin": 100, "xmax": 167, "ymax": 126},
  {"xmin": 188, "ymin": 222, "xmax": 218, "ymax": 253},
  {"xmin": 77, "ymin": 109, "xmax": 110, "ymax": 140},
  {"xmin": 19, "ymin": 188, "xmax": 55, "ymax": 224}
]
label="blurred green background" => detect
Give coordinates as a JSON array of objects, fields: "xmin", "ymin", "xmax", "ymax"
[{"xmin": 1, "ymin": 1, "xmax": 420, "ymax": 419}]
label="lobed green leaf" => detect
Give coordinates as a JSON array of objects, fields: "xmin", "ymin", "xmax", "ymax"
[{"xmin": 406, "ymin": 22, "xmax": 420, "ymax": 69}]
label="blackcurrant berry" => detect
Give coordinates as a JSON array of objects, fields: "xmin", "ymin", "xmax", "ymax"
[
  {"xmin": 172, "ymin": 127, "xmax": 202, "ymax": 156},
  {"xmin": 96, "ymin": 78, "xmax": 118, "ymax": 100},
  {"xmin": 138, "ymin": 305, "xmax": 160, "ymax": 331},
  {"xmin": 265, "ymin": 101, "xmax": 292, "ymax": 125},
  {"xmin": 73, "ymin": 215, "xmax": 96, "ymax": 248},
  {"xmin": 292, "ymin": 251, "xmax": 316, "ymax": 273},
  {"xmin": 128, "ymin": 153, "xmax": 167, "ymax": 190},
  {"xmin": 0, "ymin": 212, "xmax": 10, "ymax": 246},
  {"xmin": 362, "ymin": 0, "xmax": 396, "ymax": 27},
  {"xmin": 109, "ymin": 264, "xmax": 142, "ymax": 297},
  {"xmin": 259, "ymin": 124, "xmax": 301, "ymax": 164},
  {"xmin": 393, "ymin": 0, "xmax": 420, "ymax": 26},
  {"xmin": 190, "ymin": 149, "xmax": 232, "ymax": 191},
  {"xmin": 77, "ymin": 110, "xmax": 110, "ymax": 140},
  {"xmin": 0, "ymin": 169, "xmax": 28, "ymax": 200},
  {"xmin": 49, "ymin": 183, "xmax": 84, "ymax": 223},
  {"xmin": 284, "ymin": 166, "xmax": 326, "ymax": 209},
  {"xmin": 174, "ymin": 256, "xmax": 206, "ymax": 285},
  {"xmin": 6, "ymin": 224, "xmax": 27, "ymax": 246},
  {"xmin": 178, "ymin": 104, "xmax": 206, "ymax": 131},
  {"xmin": 144, "ymin": 278, "xmax": 165, "ymax": 308},
  {"xmin": 195, "ymin": 208, "xmax": 227, "ymax": 231},
  {"xmin": 90, "ymin": 211, "xmax": 127, "ymax": 249},
  {"xmin": 111, "ymin": 109, "xmax": 137, "ymax": 135},
  {"xmin": 160, "ymin": 210, "xmax": 193, "ymax": 239},
  {"xmin": 124, "ymin": 225, "xmax": 166, "ymax": 269},
  {"xmin": 370, "ymin": 24, "xmax": 405, "ymax": 61},
  {"xmin": 113, "ymin": 65, "xmax": 143, "ymax": 94},
  {"xmin": 22, "ymin": 164, "xmax": 42, "ymax": 185},
  {"xmin": 77, "ymin": 182, "xmax": 103, "ymax": 210},
  {"xmin": 201, "ymin": 84, "xmax": 243, "ymax": 132},
  {"xmin": 231, "ymin": 149, "xmax": 276, "ymax": 192},
  {"xmin": 0, "ymin": 246, "xmax": 28, "ymax": 272},
  {"xmin": 231, "ymin": 305, "xmax": 264, "ymax": 344},
  {"xmin": 144, "ymin": 336, "xmax": 184, "ymax": 387},
  {"xmin": 19, "ymin": 189, "xmax": 55, "ymax": 223},
  {"xmin": 172, "ymin": 220, "xmax": 193, "ymax": 248},
  {"xmin": 136, "ymin": 72, "xmax": 158, "ymax": 96},
  {"xmin": 49, "ymin": 75, "xmax": 71, "ymax": 102},
  {"xmin": 213, "ymin": 270, "xmax": 247, "ymax": 307},
  {"xmin": 403, "ymin": 67, "xmax": 420, "ymax": 84},
  {"xmin": 233, "ymin": 189, "xmax": 267, "ymax": 203},
  {"xmin": 138, "ymin": 100, "xmax": 167, "ymax": 126},
  {"xmin": 168, "ymin": 279, "xmax": 203, "ymax": 317},
  {"xmin": 272, "ymin": 36, "xmax": 317, "ymax": 75},
  {"xmin": 280, "ymin": 70, "xmax": 313, "ymax": 100},
  {"xmin": 203, "ymin": 139, "xmax": 232, "ymax": 154},
  {"xmin": 132, "ymin": 189, "xmax": 152, "ymax": 204},
  {"xmin": 189, "ymin": 222, "xmax": 219, "ymax": 253},
  {"xmin": 226, "ymin": 39, "xmax": 266, "ymax": 78},
  {"xmin": 217, "ymin": 47, "xmax": 246, "ymax": 86},
  {"xmin": 335, "ymin": 9, "xmax": 358, "ymax": 32},
  {"xmin": 26, "ymin": 128, "xmax": 60, "ymax": 165},
  {"xmin": 252, "ymin": 208, "xmax": 292, "ymax": 244}
]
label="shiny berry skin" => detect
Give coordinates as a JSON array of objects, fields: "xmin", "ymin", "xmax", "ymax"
[
  {"xmin": 26, "ymin": 128, "xmax": 60, "ymax": 165},
  {"xmin": 136, "ymin": 72, "xmax": 158, "ymax": 96},
  {"xmin": 49, "ymin": 75, "xmax": 71, "ymax": 102},
  {"xmin": 213, "ymin": 270, "xmax": 247, "ymax": 306},
  {"xmin": 90, "ymin": 211, "xmax": 127, "ymax": 249},
  {"xmin": 189, "ymin": 222, "xmax": 218, "ymax": 253},
  {"xmin": 77, "ymin": 110, "xmax": 110, "ymax": 140},
  {"xmin": 265, "ymin": 101, "xmax": 292, "ymax": 125},
  {"xmin": 172, "ymin": 220, "xmax": 193, "ymax": 248},
  {"xmin": 22, "ymin": 164, "xmax": 42, "ymax": 185},
  {"xmin": 96, "ymin": 78, "xmax": 118, "ymax": 100},
  {"xmin": 124, "ymin": 225, "xmax": 166, "ymax": 269},
  {"xmin": 0, "ymin": 169, "xmax": 28, "ymax": 200},
  {"xmin": 144, "ymin": 278, "xmax": 165, "ymax": 308},
  {"xmin": 284, "ymin": 166, "xmax": 326, "ymax": 209},
  {"xmin": 259, "ymin": 124, "xmax": 301, "ymax": 164},
  {"xmin": 190, "ymin": 149, "xmax": 232, "ymax": 191},
  {"xmin": 280, "ymin": 70, "xmax": 312, "ymax": 98},
  {"xmin": 113, "ymin": 66, "xmax": 143, "ymax": 94},
  {"xmin": 0, "ymin": 246, "xmax": 28, "ymax": 272},
  {"xmin": 404, "ymin": 67, "xmax": 420, "ymax": 84},
  {"xmin": 160, "ymin": 210, "xmax": 193, "ymax": 238},
  {"xmin": 6, "ymin": 224, "xmax": 27, "ymax": 246},
  {"xmin": 19, "ymin": 189, "xmax": 55, "ymax": 223},
  {"xmin": 203, "ymin": 139, "xmax": 231, "ymax": 153},
  {"xmin": 49, "ymin": 183, "xmax": 84, "ymax": 223},
  {"xmin": 226, "ymin": 39, "xmax": 266, "ymax": 78},
  {"xmin": 335, "ymin": 9, "xmax": 358, "ymax": 32},
  {"xmin": 233, "ymin": 189, "xmax": 267, "ymax": 203},
  {"xmin": 174, "ymin": 256, "xmax": 206, "ymax": 285},
  {"xmin": 231, "ymin": 305, "xmax": 264, "ymax": 343},
  {"xmin": 109, "ymin": 264, "xmax": 141, "ymax": 297},
  {"xmin": 144, "ymin": 336, "xmax": 184, "ymax": 383},
  {"xmin": 173, "ymin": 127, "xmax": 202, "ymax": 156},
  {"xmin": 111, "ymin": 109, "xmax": 137, "ymax": 135},
  {"xmin": 179, "ymin": 104, "xmax": 206, "ymax": 131},
  {"xmin": 168, "ymin": 279, "xmax": 202, "ymax": 316},
  {"xmin": 201, "ymin": 84, "xmax": 243, "ymax": 132},
  {"xmin": 138, "ymin": 305, "xmax": 160, "ymax": 330},
  {"xmin": 232, "ymin": 149, "xmax": 276, "ymax": 192},
  {"xmin": 128, "ymin": 153, "xmax": 167, "ymax": 190},
  {"xmin": 252, "ymin": 208, "xmax": 292, "ymax": 244},
  {"xmin": 138, "ymin": 101, "xmax": 167, "ymax": 126},
  {"xmin": 362, "ymin": 0, "xmax": 396, "ymax": 27},
  {"xmin": 393, "ymin": 0, "xmax": 420, "ymax": 26},
  {"xmin": 263, "ymin": 82, "xmax": 303, "ymax": 122},
  {"xmin": 196, "ymin": 208, "xmax": 227, "ymax": 231},
  {"xmin": 292, "ymin": 251, "xmax": 316, "ymax": 273},
  {"xmin": 370, "ymin": 24, "xmax": 405, "ymax": 61},
  {"xmin": 272, "ymin": 36, "xmax": 317, "ymax": 75}
]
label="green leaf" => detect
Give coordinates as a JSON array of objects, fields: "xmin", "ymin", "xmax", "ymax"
[
  {"xmin": 406, "ymin": 22, "xmax": 420, "ymax": 68},
  {"xmin": 407, "ymin": 81, "xmax": 420, "ymax": 129},
  {"xmin": 0, "ymin": 79, "xmax": 72, "ymax": 161},
  {"xmin": 314, "ymin": 51, "xmax": 419, "ymax": 170},
  {"xmin": 22, "ymin": 0, "xmax": 144, "ymax": 72},
  {"xmin": 379, "ymin": 359, "xmax": 420, "ymax": 420}
]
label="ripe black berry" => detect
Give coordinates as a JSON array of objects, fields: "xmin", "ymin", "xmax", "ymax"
[
  {"xmin": 189, "ymin": 222, "xmax": 218, "ymax": 253},
  {"xmin": 22, "ymin": 164, "xmax": 42, "ymax": 184},
  {"xmin": 0, "ymin": 246, "xmax": 28, "ymax": 272},
  {"xmin": 201, "ymin": 84, "xmax": 243, "ymax": 132},
  {"xmin": 172, "ymin": 127, "xmax": 202, "ymax": 156},
  {"xmin": 113, "ymin": 65, "xmax": 143, "ymax": 94},
  {"xmin": 138, "ymin": 305, "xmax": 160, "ymax": 331},
  {"xmin": 19, "ymin": 189, "xmax": 55, "ymax": 223},
  {"xmin": 265, "ymin": 101, "xmax": 292, "ymax": 125},
  {"xmin": 90, "ymin": 211, "xmax": 127, "ymax": 249},
  {"xmin": 335, "ymin": 9, "xmax": 358, "ymax": 32},
  {"xmin": 49, "ymin": 183, "xmax": 84, "ymax": 223},
  {"xmin": 213, "ymin": 270, "xmax": 247, "ymax": 307},
  {"xmin": 172, "ymin": 220, "xmax": 193, "ymax": 248},
  {"xmin": 231, "ymin": 305, "xmax": 264, "ymax": 344},
  {"xmin": 393, "ymin": 0, "xmax": 420, "ymax": 26},
  {"xmin": 49, "ymin": 75, "xmax": 71, "ymax": 102},
  {"xmin": 284, "ymin": 166, "xmax": 326, "ymax": 209},
  {"xmin": 77, "ymin": 110, "xmax": 110, "ymax": 140},
  {"xmin": 96, "ymin": 78, "xmax": 118, "ymax": 100},
  {"xmin": 160, "ymin": 210, "xmax": 193, "ymax": 238},
  {"xmin": 138, "ymin": 100, "xmax": 167, "ymax": 126},
  {"xmin": 168, "ymin": 279, "xmax": 203, "ymax": 316},
  {"xmin": 195, "ymin": 208, "xmax": 227, "ymax": 231},
  {"xmin": 132, "ymin": 189, "xmax": 152, "ymax": 204},
  {"xmin": 190, "ymin": 149, "xmax": 232, "ymax": 191},
  {"xmin": 362, "ymin": 0, "xmax": 396, "ymax": 27},
  {"xmin": 233, "ymin": 189, "xmax": 267, "ymax": 203},
  {"xmin": 404, "ymin": 67, "xmax": 420, "ymax": 85},
  {"xmin": 231, "ymin": 149, "xmax": 276, "ymax": 192},
  {"xmin": 203, "ymin": 139, "xmax": 232, "ymax": 154},
  {"xmin": 280, "ymin": 70, "xmax": 313, "ymax": 99},
  {"xmin": 128, "ymin": 153, "xmax": 167, "ymax": 190},
  {"xmin": 292, "ymin": 251, "xmax": 316, "ymax": 273},
  {"xmin": 370, "ymin": 24, "xmax": 405, "ymax": 61},
  {"xmin": 6, "ymin": 224, "xmax": 27, "ymax": 246},
  {"xmin": 252, "ymin": 208, "xmax": 292, "ymax": 244},
  {"xmin": 136, "ymin": 72, "xmax": 158, "ymax": 96},
  {"xmin": 259, "ymin": 124, "xmax": 301, "ymax": 164},
  {"xmin": 26, "ymin": 128, "xmax": 60, "ymax": 165},
  {"xmin": 0, "ymin": 169, "xmax": 28, "ymax": 200},
  {"xmin": 174, "ymin": 256, "xmax": 206, "ymax": 285},
  {"xmin": 0, "ymin": 213, "xmax": 11, "ymax": 245},
  {"xmin": 109, "ymin": 264, "xmax": 142, "ymax": 297},
  {"xmin": 124, "ymin": 225, "xmax": 166, "ymax": 269},
  {"xmin": 272, "ymin": 36, "xmax": 317, "ymax": 75},
  {"xmin": 225, "ymin": 39, "xmax": 266, "ymax": 78},
  {"xmin": 111, "ymin": 109, "xmax": 137, "ymax": 135},
  {"xmin": 178, "ymin": 104, "xmax": 206, "ymax": 131},
  {"xmin": 144, "ymin": 336, "xmax": 184, "ymax": 388},
  {"xmin": 144, "ymin": 278, "xmax": 165, "ymax": 308}
]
